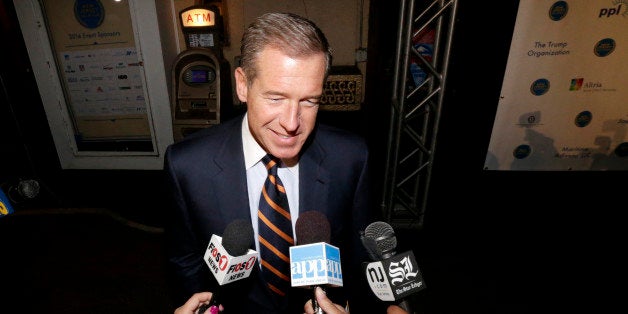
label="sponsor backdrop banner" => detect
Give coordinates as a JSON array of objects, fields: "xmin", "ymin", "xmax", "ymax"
[
  {"xmin": 42, "ymin": 0, "xmax": 151, "ymax": 144},
  {"xmin": 485, "ymin": 0, "xmax": 627, "ymax": 170}
]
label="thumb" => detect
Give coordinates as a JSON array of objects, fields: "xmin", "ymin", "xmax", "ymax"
[{"xmin": 314, "ymin": 286, "xmax": 331, "ymax": 306}]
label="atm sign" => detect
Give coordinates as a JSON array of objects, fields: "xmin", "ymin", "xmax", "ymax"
[{"xmin": 180, "ymin": 8, "xmax": 215, "ymax": 28}]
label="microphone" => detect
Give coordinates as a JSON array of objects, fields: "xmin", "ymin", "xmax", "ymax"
[
  {"xmin": 361, "ymin": 221, "xmax": 426, "ymax": 314},
  {"xmin": 290, "ymin": 211, "xmax": 343, "ymax": 314},
  {"xmin": 199, "ymin": 219, "xmax": 258, "ymax": 313},
  {"xmin": 361, "ymin": 221, "xmax": 397, "ymax": 260}
]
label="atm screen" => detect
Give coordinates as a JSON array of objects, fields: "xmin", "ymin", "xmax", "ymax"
[
  {"xmin": 183, "ymin": 67, "xmax": 216, "ymax": 85},
  {"xmin": 191, "ymin": 70, "xmax": 208, "ymax": 83}
]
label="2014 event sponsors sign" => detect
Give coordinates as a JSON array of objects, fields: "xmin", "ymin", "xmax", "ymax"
[
  {"xmin": 485, "ymin": 0, "xmax": 627, "ymax": 170},
  {"xmin": 41, "ymin": 0, "xmax": 151, "ymax": 143}
]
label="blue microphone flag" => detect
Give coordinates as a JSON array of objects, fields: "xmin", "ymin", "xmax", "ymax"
[{"xmin": 290, "ymin": 242, "xmax": 343, "ymax": 287}]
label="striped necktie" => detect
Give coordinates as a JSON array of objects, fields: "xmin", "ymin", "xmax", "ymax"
[{"xmin": 258, "ymin": 154, "xmax": 294, "ymax": 297}]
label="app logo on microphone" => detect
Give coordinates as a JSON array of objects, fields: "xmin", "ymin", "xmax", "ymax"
[{"xmin": 290, "ymin": 242, "xmax": 343, "ymax": 287}]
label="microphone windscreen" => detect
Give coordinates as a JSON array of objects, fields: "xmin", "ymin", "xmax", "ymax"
[
  {"xmin": 364, "ymin": 221, "xmax": 397, "ymax": 255},
  {"xmin": 222, "ymin": 219, "xmax": 254, "ymax": 256},
  {"xmin": 295, "ymin": 211, "xmax": 331, "ymax": 244}
]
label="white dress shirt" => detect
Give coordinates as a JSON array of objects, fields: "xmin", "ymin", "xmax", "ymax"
[{"xmin": 241, "ymin": 113, "xmax": 300, "ymax": 254}]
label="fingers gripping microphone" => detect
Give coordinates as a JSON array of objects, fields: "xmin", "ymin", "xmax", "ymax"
[
  {"xmin": 361, "ymin": 221, "xmax": 425, "ymax": 314},
  {"xmin": 200, "ymin": 219, "xmax": 258, "ymax": 313},
  {"xmin": 290, "ymin": 211, "xmax": 342, "ymax": 314}
]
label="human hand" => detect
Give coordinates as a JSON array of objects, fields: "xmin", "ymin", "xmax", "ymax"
[
  {"xmin": 387, "ymin": 304, "xmax": 409, "ymax": 314},
  {"xmin": 303, "ymin": 286, "xmax": 347, "ymax": 314},
  {"xmin": 174, "ymin": 292, "xmax": 224, "ymax": 314}
]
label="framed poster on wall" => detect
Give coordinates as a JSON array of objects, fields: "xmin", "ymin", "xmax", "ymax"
[
  {"xmin": 41, "ymin": 0, "xmax": 153, "ymax": 152},
  {"xmin": 14, "ymin": 0, "xmax": 174, "ymax": 169}
]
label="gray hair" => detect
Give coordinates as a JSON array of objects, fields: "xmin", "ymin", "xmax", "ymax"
[{"xmin": 239, "ymin": 12, "xmax": 332, "ymax": 86}]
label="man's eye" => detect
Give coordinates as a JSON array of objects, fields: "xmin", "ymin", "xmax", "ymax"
[{"xmin": 301, "ymin": 99, "xmax": 320, "ymax": 107}]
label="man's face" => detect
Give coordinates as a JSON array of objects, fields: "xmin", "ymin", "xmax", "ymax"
[{"xmin": 235, "ymin": 47, "xmax": 326, "ymax": 165}]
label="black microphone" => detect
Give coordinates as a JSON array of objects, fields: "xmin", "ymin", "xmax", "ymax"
[
  {"xmin": 290, "ymin": 211, "xmax": 342, "ymax": 314},
  {"xmin": 199, "ymin": 219, "xmax": 258, "ymax": 313},
  {"xmin": 361, "ymin": 221, "xmax": 425, "ymax": 314},
  {"xmin": 362, "ymin": 221, "xmax": 397, "ymax": 260}
]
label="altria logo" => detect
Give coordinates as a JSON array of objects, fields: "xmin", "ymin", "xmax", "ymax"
[
  {"xmin": 388, "ymin": 256, "xmax": 419, "ymax": 285},
  {"xmin": 599, "ymin": 0, "xmax": 628, "ymax": 18}
]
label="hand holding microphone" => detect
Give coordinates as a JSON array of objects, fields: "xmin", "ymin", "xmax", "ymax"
[
  {"xmin": 199, "ymin": 219, "xmax": 258, "ymax": 313},
  {"xmin": 290, "ymin": 211, "xmax": 343, "ymax": 314},
  {"xmin": 361, "ymin": 221, "xmax": 426, "ymax": 314},
  {"xmin": 303, "ymin": 286, "xmax": 408, "ymax": 314},
  {"xmin": 174, "ymin": 292, "xmax": 222, "ymax": 314},
  {"xmin": 303, "ymin": 287, "xmax": 347, "ymax": 314}
]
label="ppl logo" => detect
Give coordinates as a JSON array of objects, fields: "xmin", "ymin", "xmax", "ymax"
[{"xmin": 598, "ymin": 1, "xmax": 628, "ymax": 18}]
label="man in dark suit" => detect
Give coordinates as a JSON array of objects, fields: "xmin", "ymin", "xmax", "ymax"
[{"xmin": 164, "ymin": 12, "xmax": 382, "ymax": 314}]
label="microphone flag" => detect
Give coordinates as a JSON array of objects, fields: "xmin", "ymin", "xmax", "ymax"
[
  {"xmin": 364, "ymin": 250, "xmax": 426, "ymax": 301},
  {"xmin": 0, "ymin": 187, "xmax": 15, "ymax": 218},
  {"xmin": 204, "ymin": 234, "xmax": 259, "ymax": 285},
  {"xmin": 290, "ymin": 242, "xmax": 343, "ymax": 287}
]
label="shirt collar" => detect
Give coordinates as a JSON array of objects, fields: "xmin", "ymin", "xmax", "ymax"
[
  {"xmin": 241, "ymin": 113, "xmax": 299, "ymax": 173},
  {"xmin": 242, "ymin": 113, "xmax": 266, "ymax": 170}
]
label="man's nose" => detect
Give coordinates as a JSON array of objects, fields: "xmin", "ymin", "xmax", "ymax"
[{"xmin": 280, "ymin": 102, "xmax": 300, "ymax": 131}]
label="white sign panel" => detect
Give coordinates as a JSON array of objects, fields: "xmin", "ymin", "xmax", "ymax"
[{"xmin": 485, "ymin": 0, "xmax": 627, "ymax": 170}]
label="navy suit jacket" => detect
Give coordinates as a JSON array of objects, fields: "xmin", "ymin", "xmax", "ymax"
[{"xmin": 164, "ymin": 114, "xmax": 382, "ymax": 313}]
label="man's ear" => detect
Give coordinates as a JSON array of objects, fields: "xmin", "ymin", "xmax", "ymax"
[{"xmin": 234, "ymin": 67, "xmax": 248, "ymax": 103}]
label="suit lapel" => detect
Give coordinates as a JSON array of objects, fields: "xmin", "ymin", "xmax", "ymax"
[
  {"xmin": 212, "ymin": 121, "xmax": 251, "ymax": 223},
  {"xmin": 298, "ymin": 137, "xmax": 331, "ymax": 216}
]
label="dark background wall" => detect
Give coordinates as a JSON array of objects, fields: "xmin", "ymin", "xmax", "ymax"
[{"xmin": 1, "ymin": 0, "xmax": 624, "ymax": 311}]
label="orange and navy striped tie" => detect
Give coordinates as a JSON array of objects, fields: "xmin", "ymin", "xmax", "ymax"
[{"xmin": 258, "ymin": 154, "xmax": 294, "ymax": 297}]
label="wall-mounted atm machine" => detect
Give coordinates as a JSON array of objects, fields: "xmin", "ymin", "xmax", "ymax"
[
  {"xmin": 172, "ymin": 48, "xmax": 225, "ymax": 141},
  {"xmin": 171, "ymin": 4, "xmax": 232, "ymax": 142}
]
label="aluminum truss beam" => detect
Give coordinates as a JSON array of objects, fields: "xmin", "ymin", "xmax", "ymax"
[{"xmin": 381, "ymin": 0, "xmax": 458, "ymax": 230}]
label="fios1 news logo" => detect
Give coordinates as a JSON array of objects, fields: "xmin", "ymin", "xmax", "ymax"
[
  {"xmin": 204, "ymin": 235, "xmax": 258, "ymax": 285},
  {"xmin": 206, "ymin": 241, "xmax": 229, "ymax": 273},
  {"xmin": 290, "ymin": 243, "xmax": 343, "ymax": 287}
]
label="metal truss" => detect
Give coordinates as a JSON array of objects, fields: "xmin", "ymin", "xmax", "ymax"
[{"xmin": 381, "ymin": 0, "xmax": 458, "ymax": 230}]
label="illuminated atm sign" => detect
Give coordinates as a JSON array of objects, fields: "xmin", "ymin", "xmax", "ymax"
[
  {"xmin": 179, "ymin": 5, "xmax": 224, "ymax": 48},
  {"xmin": 180, "ymin": 7, "xmax": 216, "ymax": 28}
]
